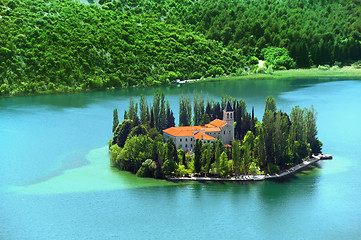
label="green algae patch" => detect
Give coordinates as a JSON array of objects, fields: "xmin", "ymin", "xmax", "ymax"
[{"xmin": 13, "ymin": 146, "xmax": 177, "ymax": 195}]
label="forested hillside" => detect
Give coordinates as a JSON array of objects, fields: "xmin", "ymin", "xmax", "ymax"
[
  {"xmin": 1, "ymin": 0, "xmax": 361, "ymax": 96},
  {"xmin": 0, "ymin": 0, "xmax": 243, "ymax": 95},
  {"xmin": 114, "ymin": 0, "xmax": 361, "ymax": 67}
]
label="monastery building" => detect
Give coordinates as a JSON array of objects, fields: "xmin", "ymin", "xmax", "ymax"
[{"xmin": 163, "ymin": 102, "xmax": 234, "ymax": 152}]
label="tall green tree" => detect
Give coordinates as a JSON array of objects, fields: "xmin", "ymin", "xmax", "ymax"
[
  {"xmin": 274, "ymin": 111, "xmax": 291, "ymax": 167},
  {"xmin": 139, "ymin": 95, "xmax": 149, "ymax": 125},
  {"xmin": 159, "ymin": 93, "xmax": 166, "ymax": 130},
  {"xmin": 290, "ymin": 106, "xmax": 305, "ymax": 142},
  {"xmin": 193, "ymin": 94, "xmax": 205, "ymax": 126},
  {"xmin": 128, "ymin": 97, "xmax": 139, "ymax": 127},
  {"xmin": 153, "ymin": 93, "xmax": 161, "ymax": 130},
  {"xmin": 166, "ymin": 102, "xmax": 175, "ymax": 128},
  {"xmin": 179, "ymin": 95, "xmax": 192, "ymax": 126},
  {"xmin": 261, "ymin": 110, "xmax": 275, "ymax": 166},
  {"xmin": 163, "ymin": 138, "xmax": 177, "ymax": 175},
  {"xmin": 213, "ymin": 138, "xmax": 224, "ymax": 174},
  {"xmin": 194, "ymin": 139, "xmax": 203, "ymax": 173},
  {"xmin": 112, "ymin": 119, "xmax": 133, "ymax": 148},
  {"xmin": 265, "ymin": 96, "xmax": 276, "ymax": 113},
  {"xmin": 219, "ymin": 152, "xmax": 230, "ymax": 177},
  {"xmin": 112, "ymin": 108, "xmax": 119, "ymax": 133},
  {"xmin": 242, "ymin": 131, "xmax": 255, "ymax": 174},
  {"xmin": 304, "ymin": 106, "xmax": 323, "ymax": 154},
  {"xmin": 232, "ymin": 140, "xmax": 241, "ymax": 175}
]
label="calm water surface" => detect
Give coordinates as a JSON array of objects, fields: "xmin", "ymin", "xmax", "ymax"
[{"xmin": 1, "ymin": 78, "xmax": 361, "ymax": 239}]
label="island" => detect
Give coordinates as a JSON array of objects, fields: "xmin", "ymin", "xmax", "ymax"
[{"xmin": 109, "ymin": 93, "xmax": 329, "ymax": 181}]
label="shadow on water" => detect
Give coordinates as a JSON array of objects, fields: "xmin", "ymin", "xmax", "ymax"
[
  {"xmin": 18, "ymin": 149, "xmax": 91, "ymax": 186},
  {"xmin": 0, "ymin": 77, "xmax": 341, "ymax": 112}
]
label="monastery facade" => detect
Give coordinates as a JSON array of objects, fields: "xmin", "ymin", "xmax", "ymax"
[{"xmin": 163, "ymin": 102, "xmax": 234, "ymax": 153}]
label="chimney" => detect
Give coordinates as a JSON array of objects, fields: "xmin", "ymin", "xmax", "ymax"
[{"xmin": 201, "ymin": 135, "xmax": 203, "ymax": 140}]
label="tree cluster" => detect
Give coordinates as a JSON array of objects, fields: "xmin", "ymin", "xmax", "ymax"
[
  {"xmin": 0, "ymin": 0, "xmax": 243, "ymax": 96},
  {"xmin": 174, "ymin": 0, "xmax": 361, "ymax": 67},
  {"xmin": 110, "ymin": 94, "xmax": 322, "ymax": 178}
]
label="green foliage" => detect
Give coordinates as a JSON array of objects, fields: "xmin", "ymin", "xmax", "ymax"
[
  {"xmin": 264, "ymin": 96, "xmax": 277, "ymax": 113},
  {"xmin": 179, "ymin": 95, "xmax": 192, "ymax": 126},
  {"xmin": 261, "ymin": 47, "xmax": 296, "ymax": 70},
  {"xmin": 112, "ymin": 108, "xmax": 119, "ymax": 133},
  {"xmin": 163, "ymin": 138, "xmax": 177, "ymax": 175},
  {"xmin": 129, "ymin": 125, "xmax": 148, "ymax": 137},
  {"xmin": 176, "ymin": 0, "xmax": 361, "ymax": 67},
  {"xmin": 136, "ymin": 159, "xmax": 155, "ymax": 178},
  {"xmin": 0, "ymin": 0, "xmax": 243, "ymax": 96},
  {"xmin": 119, "ymin": 134, "xmax": 153, "ymax": 173},
  {"xmin": 112, "ymin": 119, "xmax": 133, "ymax": 147},
  {"xmin": 231, "ymin": 140, "xmax": 241, "ymax": 175},
  {"xmin": 318, "ymin": 65, "xmax": 331, "ymax": 70},
  {"xmin": 193, "ymin": 139, "xmax": 203, "ymax": 173},
  {"xmin": 219, "ymin": 152, "xmax": 230, "ymax": 177},
  {"xmin": 249, "ymin": 161, "xmax": 261, "ymax": 175},
  {"xmin": 175, "ymin": 164, "xmax": 189, "ymax": 177},
  {"xmin": 139, "ymin": 95, "xmax": 150, "ymax": 125},
  {"xmin": 193, "ymin": 94, "xmax": 205, "ymax": 126},
  {"xmin": 110, "ymin": 94, "xmax": 323, "ymax": 178}
]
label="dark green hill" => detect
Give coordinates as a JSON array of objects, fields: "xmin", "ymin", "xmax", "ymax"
[
  {"xmin": 106, "ymin": 0, "xmax": 361, "ymax": 67},
  {"xmin": 0, "ymin": 0, "xmax": 243, "ymax": 96},
  {"xmin": 173, "ymin": 0, "xmax": 361, "ymax": 67},
  {"xmin": 1, "ymin": 0, "xmax": 361, "ymax": 96}
]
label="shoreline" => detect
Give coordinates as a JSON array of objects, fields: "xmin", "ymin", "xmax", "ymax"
[
  {"xmin": 192, "ymin": 67, "xmax": 361, "ymax": 84},
  {"xmin": 167, "ymin": 154, "xmax": 332, "ymax": 182},
  {"xmin": 2, "ymin": 67, "xmax": 361, "ymax": 98}
]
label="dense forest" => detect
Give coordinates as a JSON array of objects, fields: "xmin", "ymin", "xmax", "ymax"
[
  {"xmin": 1, "ymin": 0, "xmax": 361, "ymax": 96},
  {"xmin": 0, "ymin": 0, "xmax": 243, "ymax": 95},
  {"xmin": 109, "ymin": 94, "xmax": 322, "ymax": 178}
]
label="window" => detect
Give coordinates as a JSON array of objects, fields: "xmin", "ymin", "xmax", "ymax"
[
  {"xmin": 227, "ymin": 113, "xmax": 229, "ymax": 118},
  {"xmin": 224, "ymin": 131, "xmax": 225, "ymax": 135},
  {"xmin": 180, "ymin": 138, "xmax": 182, "ymax": 142},
  {"xmin": 230, "ymin": 113, "xmax": 233, "ymax": 118},
  {"xmin": 191, "ymin": 144, "xmax": 193, "ymax": 147},
  {"xmin": 186, "ymin": 138, "xmax": 187, "ymax": 142},
  {"xmin": 229, "ymin": 131, "xmax": 231, "ymax": 134},
  {"xmin": 185, "ymin": 144, "xmax": 188, "ymax": 148}
]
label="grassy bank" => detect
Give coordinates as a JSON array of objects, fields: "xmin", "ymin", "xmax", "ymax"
[
  {"xmin": 196, "ymin": 67, "xmax": 361, "ymax": 83},
  {"xmin": 2, "ymin": 67, "xmax": 361, "ymax": 98}
]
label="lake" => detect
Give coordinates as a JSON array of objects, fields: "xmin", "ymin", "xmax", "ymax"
[{"xmin": 1, "ymin": 78, "xmax": 361, "ymax": 239}]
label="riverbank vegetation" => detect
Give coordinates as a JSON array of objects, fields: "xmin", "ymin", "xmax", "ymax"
[
  {"xmin": 1, "ymin": 0, "xmax": 361, "ymax": 96},
  {"xmin": 109, "ymin": 93, "xmax": 322, "ymax": 178},
  {"xmin": 197, "ymin": 66, "xmax": 361, "ymax": 83}
]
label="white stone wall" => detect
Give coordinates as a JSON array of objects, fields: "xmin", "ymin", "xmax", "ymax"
[
  {"xmin": 175, "ymin": 135, "xmax": 195, "ymax": 152},
  {"xmin": 220, "ymin": 124, "xmax": 234, "ymax": 144}
]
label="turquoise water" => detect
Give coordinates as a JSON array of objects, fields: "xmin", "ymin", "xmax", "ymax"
[{"xmin": 1, "ymin": 78, "xmax": 361, "ymax": 239}]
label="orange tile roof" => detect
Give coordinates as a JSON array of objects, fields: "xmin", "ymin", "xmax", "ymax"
[
  {"xmin": 163, "ymin": 126, "xmax": 201, "ymax": 137},
  {"xmin": 207, "ymin": 119, "xmax": 227, "ymax": 128},
  {"xmin": 201, "ymin": 127, "xmax": 221, "ymax": 132},
  {"xmin": 194, "ymin": 132, "xmax": 216, "ymax": 140},
  {"xmin": 163, "ymin": 119, "xmax": 228, "ymax": 137}
]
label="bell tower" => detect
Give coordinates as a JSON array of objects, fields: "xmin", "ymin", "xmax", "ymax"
[{"xmin": 223, "ymin": 101, "xmax": 234, "ymax": 127}]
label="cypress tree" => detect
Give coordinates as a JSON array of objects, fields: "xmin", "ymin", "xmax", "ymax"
[
  {"xmin": 150, "ymin": 107, "xmax": 154, "ymax": 128},
  {"xmin": 205, "ymin": 101, "xmax": 212, "ymax": 120},
  {"xmin": 194, "ymin": 139, "xmax": 202, "ymax": 173},
  {"xmin": 139, "ymin": 95, "xmax": 149, "ymax": 125},
  {"xmin": 112, "ymin": 108, "xmax": 119, "ymax": 133}
]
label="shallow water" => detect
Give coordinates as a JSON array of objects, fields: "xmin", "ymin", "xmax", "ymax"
[{"xmin": 1, "ymin": 78, "xmax": 361, "ymax": 239}]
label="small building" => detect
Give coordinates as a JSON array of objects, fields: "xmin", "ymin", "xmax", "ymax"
[{"xmin": 163, "ymin": 102, "xmax": 234, "ymax": 152}]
